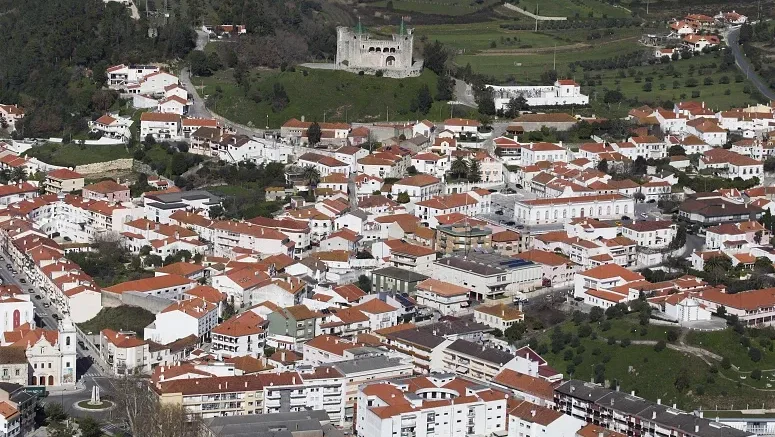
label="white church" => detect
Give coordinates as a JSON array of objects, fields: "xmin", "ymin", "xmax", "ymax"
[{"xmin": 490, "ymin": 79, "xmax": 589, "ymax": 110}]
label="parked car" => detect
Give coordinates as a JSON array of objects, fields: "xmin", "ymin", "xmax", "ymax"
[
  {"xmin": 27, "ymin": 288, "xmax": 33, "ymax": 293},
  {"xmin": 495, "ymin": 210, "xmax": 504, "ymax": 215},
  {"xmin": 19, "ymin": 278, "xmax": 25, "ymax": 284},
  {"xmin": 505, "ymin": 221, "xmax": 516, "ymax": 226},
  {"xmin": 43, "ymin": 303, "xmax": 50, "ymax": 308},
  {"xmin": 77, "ymin": 341, "xmax": 86, "ymax": 349},
  {"xmin": 52, "ymin": 314, "xmax": 61, "ymax": 321},
  {"xmin": 34, "ymin": 295, "xmax": 41, "ymax": 300}
]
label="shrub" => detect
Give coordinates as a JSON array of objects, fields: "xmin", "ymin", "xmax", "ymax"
[
  {"xmin": 608, "ymin": 336, "xmax": 617, "ymax": 345},
  {"xmin": 654, "ymin": 340, "xmax": 666, "ymax": 352},
  {"xmin": 749, "ymin": 347, "xmax": 762, "ymax": 362},
  {"xmin": 667, "ymin": 330, "xmax": 679, "ymax": 342},
  {"xmin": 620, "ymin": 338, "xmax": 631, "ymax": 348},
  {"xmin": 721, "ymin": 357, "xmax": 731, "ymax": 369},
  {"xmin": 751, "ymin": 369, "xmax": 762, "ymax": 380}
]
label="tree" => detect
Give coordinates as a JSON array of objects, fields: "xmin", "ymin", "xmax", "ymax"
[
  {"xmin": 189, "ymin": 50, "xmax": 213, "ymax": 76},
  {"xmin": 667, "ymin": 330, "xmax": 679, "ymax": 342},
  {"xmin": 146, "ymin": 255, "xmax": 163, "ymax": 267},
  {"xmin": 139, "ymin": 245, "xmax": 152, "ymax": 256},
  {"xmin": 413, "ymin": 84, "xmax": 433, "ymax": 114},
  {"xmin": 221, "ymin": 300, "xmax": 236, "ymax": 321},
  {"xmin": 436, "ymin": 74, "xmax": 454, "ymax": 101},
  {"xmin": 749, "ymin": 347, "xmax": 762, "ymax": 362},
  {"xmin": 506, "ymin": 95, "xmax": 529, "ymax": 118},
  {"xmin": 589, "ymin": 306, "xmax": 604, "ymax": 322},
  {"xmin": 407, "ymin": 166, "xmax": 418, "ymax": 175},
  {"xmin": 467, "ymin": 160, "xmax": 482, "ymax": 183},
  {"xmin": 302, "ymin": 165, "xmax": 321, "ymax": 187},
  {"xmin": 422, "ymin": 41, "xmax": 448, "ymax": 76},
  {"xmin": 110, "ymin": 375, "xmax": 205, "ymax": 437},
  {"xmin": 674, "ymin": 373, "xmax": 690, "ymax": 392},
  {"xmin": 668, "ymin": 145, "xmax": 686, "ymax": 156},
  {"xmin": 715, "ymin": 306, "xmax": 726, "ymax": 318},
  {"xmin": 603, "ymin": 89, "xmax": 623, "ymax": 105},
  {"xmin": 505, "ymin": 321, "xmax": 527, "ymax": 342},
  {"xmin": 77, "ymin": 417, "xmax": 104, "ymax": 437},
  {"xmin": 271, "ymin": 83, "xmax": 290, "ymax": 112},
  {"xmin": 754, "ymin": 230, "xmax": 763, "ymax": 244},
  {"xmin": 450, "ymin": 156, "xmax": 469, "ymax": 180},
  {"xmin": 751, "ymin": 369, "xmax": 762, "ymax": 380},
  {"xmin": 475, "ymin": 87, "xmax": 496, "ymax": 116},
  {"xmin": 654, "ymin": 340, "xmax": 666, "ymax": 352},
  {"xmin": 396, "ymin": 192, "xmax": 410, "ymax": 204},
  {"xmin": 721, "ymin": 356, "xmax": 731, "ymax": 369},
  {"xmin": 44, "ymin": 402, "xmax": 68, "ymax": 425},
  {"xmin": 10, "ymin": 167, "xmax": 26, "ymax": 183},
  {"xmin": 632, "ymin": 156, "xmax": 647, "ymax": 175},
  {"xmin": 633, "ymin": 191, "xmax": 645, "ymax": 203},
  {"xmin": 357, "ymin": 275, "xmax": 372, "ymax": 293},
  {"xmin": 597, "ymin": 159, "xmax": 609, "ymax": 173},
  {"xmin": 668, "ymin": 224, "xmax": 687, "ymax": 250},
  {"xmin": 754, "ymin": 256, "xmax": 775, "ymax": 274},
  {"xmin": 540, "ymin": 69, "xmax": 558, "ymax": 84},
  {"xmin": 307, "ymin": 122, "xmax": 322, "ymax": 145}
]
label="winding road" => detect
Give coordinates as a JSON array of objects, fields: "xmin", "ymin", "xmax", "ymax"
[{"xmin": 725, "ymin": 26, "xmax": 775, "ymax": 102}]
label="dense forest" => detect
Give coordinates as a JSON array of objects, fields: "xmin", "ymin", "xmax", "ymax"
[
  {"xmin": 0, "ymin": 0, "xmax": 194, "ymax": 137},
  {"xmin": 205, "ymin": 0, "xmax": 338, "ymax": 69}
]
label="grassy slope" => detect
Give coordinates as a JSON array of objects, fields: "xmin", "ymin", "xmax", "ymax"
[
  {"xmin": 516, "ymin": 0, "xmax": 631, "ymax": 18},
  {"xmin": 24, "ymin": 143, "xmax": 131, "ymax": 167},
  {"xmin": 78, "ymin": 306, "xmax": 156, "ymax": 339},
  {"xmin": 536, "ymin": 317, "xmax": 773, "ymax": 409},
  {"xmin": 199, "ymin": 68, "xmax": 440, "ymax": 128},
  {"xmin": 686, "ymin": 329, "xmax": 775, "ymax": 372}
]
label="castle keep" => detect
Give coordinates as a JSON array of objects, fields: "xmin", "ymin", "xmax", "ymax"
[{"xmin": 335, "ymin": 22, "xmax": 422, "ymax": 78}]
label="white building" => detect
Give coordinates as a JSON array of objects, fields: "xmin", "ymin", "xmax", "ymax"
[
  {"xmin": 391, "ymin": 174, "xmax": 442, "ymax": 203},
  {"xmin": 356, "ymin": 375, "xmax": 509, "ymax": 437},
  {"xmin": 89, "ymin": 113, "xmax": 134, "ymax": 141},
  {"xmin": 298, "ymin": 152, "xmax": 351, "ymax": 177},
  {"xmin": 414, "ymin": 279, "xmax": 470, "ymax": 316},
  {"xmin": 106, "ymin": 64, "xmax": 159, "ymax": 89},
  {"xmin": 2, "ymin": 318, "xmax": 77, "ymax": 388},
  {"xmin": 140, "ymin": 112, "xmax": 182, "ymax": 141},
  {"xmin": 211, "ymin": 311, "xmax": 267, "ymax": 358},
  {"xmin": 491, "ymin": 80, "xmax": 589, "ymax": 111},
  {"xmin": 514, "ymin": 194, "xmax": 634, "ymax": 226},
  {"xmin": 621, "ymin": 221, "xmax": 677, "ymax": 249},
  {"xmin": 432, "ymin": 254, "xmax": 542, "ymax": 300},
  {"xmin": 520, "ymin": 142, "xmax": 568, "ymax": 166},
  {"xmin": 473, "ymin": 303, "xmax": 524, "ymax": 332},
  {"xmin": 573, "ymin": 264, "xmax": 645, "ymax": 302},
  {"xmin": 100, "ymin": 329, "xmax": 150, "ymax": 375},
  {"xmin": 144, "ymin": 299, "xmax": 218, "ymax": 345},
  {"xmin": 508, "ymin": 401, "xmax": 584, "ymax": 437}
]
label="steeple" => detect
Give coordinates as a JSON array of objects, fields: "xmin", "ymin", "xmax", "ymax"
[
  {"xmin": 356, "ymin": 16, "xmax": 363, "ymax": 35},
  {"xmin": 399, "ymin": 16, "xmax": 405, "ymax": 36}
]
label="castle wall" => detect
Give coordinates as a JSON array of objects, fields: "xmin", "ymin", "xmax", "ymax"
[{"xmin": 335, "ymin": 26, "xmax": 421, "ymax": 78}]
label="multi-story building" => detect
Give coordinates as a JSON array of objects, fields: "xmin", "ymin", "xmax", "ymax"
[
  {"xmin": 371, "ymin": 267, "xmax": 429, "ymax": 297},
  {"xmin": 432, "ymin": 254, "xmax": 542, "ymax": 301},
  {"xmin": 43, "ymin": 169, "xmax": 84, "ymax": 195},
  {"xmin": 554, "ymin": 380, "xmax": 752, "ymax": 437},
  {"xmin": 356, "ymin": 373, "xmax": 509, "ymax": 437},
  {"xmin": 144, "ymin": 299, "xmax": 218, "ymax": 345},
  {"xmin": 473, "ymin": 304, "xmax": 524, "ymax": 332},
  {"xmin": 211, "ymin": 311, "xmax": 267, "ymax": 358},
  {"xmin": 435, "ymin": 339, "xmax": 514, "ymax": 383},
  {"xmin": 100, "ymin": 329, "xmax": 150, "ymax": 375},
  {"xmin": 140, "ymin": 112, "xmax": 182, "ymax": 140},
  {"xmin": 508, "ymin": 400, "xmax": 585, "ymax": 437},
  {"xmin": 435, "ymin": 223, "xmax": 493, "ymax": 255},
  {"xmin": 82, "ymin": 180, "xmax": 131, "ymax": 203},
  {"xmin": 415, "ymin": 279, "xmax": 470, "ymax": 316},
  {"xmin": 266, "ymin": 305, "xmax": 321, "ymax": 348},
  {"xmin": 514, "ymin": 194, "xmax": 635, "ymax": 226},
  {"xmin": 621, "ymin": 221, "xmax": 677, "ymax": 249},
  {"xmin": 0, "ymin": 348, "xmax": 28, "ymax": 386}
]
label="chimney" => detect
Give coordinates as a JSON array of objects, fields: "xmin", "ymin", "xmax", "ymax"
[
  {"xmin": 652, "ymin": 411, "xmax": 657, "ymax": 419},
  {"xmin": 530, "ymin": 410, "xmax": 536, "ymax": 417},
  {"xmin": 245, "ymin": 381, "xmax": 248, "ymax": 388},
  {"xmin": 631, "ymin": 390, "xmax": 635, "ymax": 396},
  {"xmin": 302, "ymin": 115, "xmax": 305, "ymax": 123},
  {"xmin": 695, "ymin": 425, "xmax": 700, "ymax": 433},
  {"xmin": 281, "ymin": 351, "xmax": 286, "ymax": 361},
  {"xmin": 292, "ymin": 376, "xmax": 296, "ymax": 384},
  {"xmin": 673, "ymin": 403, "xmax": 677, "ymax": 409}
]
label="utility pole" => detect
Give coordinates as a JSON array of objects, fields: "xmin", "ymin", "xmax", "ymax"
[{"xmin": 553, "ymin": 44, "xmax": 557, "ymax": 71}]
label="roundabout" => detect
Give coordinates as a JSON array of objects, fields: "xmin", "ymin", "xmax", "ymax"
[{"xmin": 73, "ymin": 386, "xmax": 115, "ymax": 411}]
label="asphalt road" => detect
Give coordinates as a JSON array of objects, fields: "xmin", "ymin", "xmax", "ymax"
[{"xmin": 725, "ymin": 26, "xmax": 775, "ymax": 102}]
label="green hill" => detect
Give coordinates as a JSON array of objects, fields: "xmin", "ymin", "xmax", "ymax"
[{"xmin": 198, "ymin": 67, "xmax": 442, "ymax": 128}]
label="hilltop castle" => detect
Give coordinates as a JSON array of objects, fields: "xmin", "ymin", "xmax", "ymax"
[{"xmin": 335, "ymin": 21, "xmax": 423, "ymax": 78}]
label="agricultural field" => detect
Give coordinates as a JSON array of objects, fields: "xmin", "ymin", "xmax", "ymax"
[
  {"xmin": 515, "ymin": 0, "xmax": 632, "ymax": 19},
  {"xmin": 455, "ymin": 36, "xmax": 642, "ymax": 80},
  {"xmin": 368, "ymin": 0, "xmax": 502, "ymax": 16},
  {"xmin": 198, "ymin": 67, "xmax": 441, "ymax": 128},
  {"xmin": 582, "ymin": 53, "xmax": 763, "ymax": 116}
]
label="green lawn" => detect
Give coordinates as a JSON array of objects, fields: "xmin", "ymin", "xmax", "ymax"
[
  {"xmin": 686, "ymin": 329, "xmax": 775, "ymax": 372},
  {"xmin": 369, "ymin": 0, "xmax": 501, "ymax": 16},
  {"xmin": 24, "ymin": 143, "xmax": 131, "ymax": 167},
  {"xmin": 536, "ymin": 320, "xmax": 773, "ymax": 410},
  {"xmin": 198, "ymin": 67, "xmax": 441, "ymax": 128},
  {"xmin": 412, "ymin": 22, "xmax": 566, "ymax": 51},
  {"xmin": 78, "ymin": 306, "xmax": 155, "ymax": 339}
]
